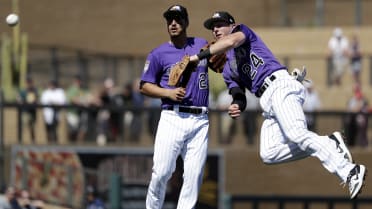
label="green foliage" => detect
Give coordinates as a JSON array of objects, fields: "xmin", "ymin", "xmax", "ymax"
[{"xmin": 209, "ymin": 70, "xmax": 226, "ymax": 100}]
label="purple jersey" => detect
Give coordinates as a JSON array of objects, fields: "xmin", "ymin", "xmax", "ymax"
[
  {"xmin": 222, "ymin": 24, "xmax": 287, "ymax": 94},
  {"xmin": 141, "ymin": 37, "xmax": 209, "ymax": 107}
]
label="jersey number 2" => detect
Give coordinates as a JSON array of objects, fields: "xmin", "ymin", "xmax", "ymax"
[{"xmin": 199, "ymin": 72, "xmax": 208, "ymax": 89}]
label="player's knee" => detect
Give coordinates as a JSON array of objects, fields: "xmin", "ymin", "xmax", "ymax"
[
  {"xmin": 259, "ymin": 151, "xmax": 275, "ymax": 164},
  {"xmin": 285, "ymin": 127, "xmax": 309, "ymax": 143},
  {"xmin": 152, "ymin": 169, "xmax": 172, "ymax": 184}
]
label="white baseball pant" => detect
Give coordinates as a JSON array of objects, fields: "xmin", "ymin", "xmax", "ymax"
[
  {"xmin": 258, "ymin": 70, "xmax": 356, "ymax": 182},
  {"xmin": 146, "ymin": 109, "xmax": 209, "ymax": 209}
]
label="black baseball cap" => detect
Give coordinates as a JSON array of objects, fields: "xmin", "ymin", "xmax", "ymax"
[
  {"xmin": 163, "ymin": 5, "xmax": 189, "ymax": 22},
  {"xmin": 204, "ymin": 11, "xmax": 235, "ymax": 30}
]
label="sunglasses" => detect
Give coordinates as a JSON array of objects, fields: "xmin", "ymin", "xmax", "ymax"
[{"xmin": 166, "ymin": 15, "xmax": 185, "ymax": 24}]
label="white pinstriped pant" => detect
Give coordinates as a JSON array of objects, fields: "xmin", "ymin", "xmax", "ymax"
[
  {"xmin": 146, "ymin": 110, "xmax": 209, "ymax": 209},
  {"xmin": 258, "ymin": 70, "xmax": 355, "ymax": 183}
]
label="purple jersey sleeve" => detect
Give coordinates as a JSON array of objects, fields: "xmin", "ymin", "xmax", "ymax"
[
  {"xmin": 223, "ymin": 24, "xmax": 287, "ymax": 94},
  {"xmin": 141, "ymin": 37, "xmax": 209, "ymax": 107},
  {"xmin": 222, "ymin": 50, "xmax": 239, "ymax": 89}
]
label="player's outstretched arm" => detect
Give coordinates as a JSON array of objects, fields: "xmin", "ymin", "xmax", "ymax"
[{"xmin": 190, "ymin": 31, "xmax": 246, "ymax": 63}]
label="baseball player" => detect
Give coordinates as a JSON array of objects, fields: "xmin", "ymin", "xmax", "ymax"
[
  {"xmin": 189, "ymin": 11, "xmax": 366, "ymax": 199},
  {"xmin": 139, "ymin": 5, "xmax": 209, "ymax": 209},
  {"xmin": 327, "ymin": 27, "xmax": 349, "ymax": 86}
]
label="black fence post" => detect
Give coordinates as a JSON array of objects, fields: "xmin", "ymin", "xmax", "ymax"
[
  {"xmin": 50, "ymin": 47, "xmax": 60, "ymax": 83},
  {"xmin": 77, "ymin": 51, "xmax": 89, "ymax": 88},
  {"xmin": 109, "ymin": 173, "xmax": 121, "ymax": 209}
]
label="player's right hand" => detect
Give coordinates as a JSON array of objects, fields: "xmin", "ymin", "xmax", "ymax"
[
  {"xmin": 167, "ymin": 87, "xmax": 186, "ymax": 102},
  {"xmin": 228, "ymin": 104, "xmax": 241, "ymax": 119}
]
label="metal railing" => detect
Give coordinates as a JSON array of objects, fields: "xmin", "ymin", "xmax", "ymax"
[{"xmin": 1, "ymin": 103, "xmax": 371, "ymax": 147}]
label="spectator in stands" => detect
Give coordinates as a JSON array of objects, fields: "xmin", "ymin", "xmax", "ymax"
[
  {"xmin": 17, "ymin": 189, "xmax": 39, "ymax": 209},
  {"xmin": 129, "ymin": 78, "xmax": 144, "ymax": 142},
  {"xmin": 111, "ymin": 82, "xmax": 133, "ymax": 142},
  {"xmin": 82, "ymin": 87, "xmax": 102, "ymax": 144},
  {"xmin": 303, "ymin": 81, "xmax": 321, "ymax": 132},
  {"xmin": 85, "ymin": 186, "xmax": 105, "ymax": 209},
  {"xmin": 0, "ymin": 186, "xmax": 15, "ymax": 209},
  {"xmin": 344, "ymin": 84, "xmax": 369, "ymax": 147},
  {"xmin": 216, "ymin": 89, "xmax": 236, "ymax": 144},
  {"xmin": 96, "ymin": 78, "xmax": 118, "ymax": 144},
  {"xmin": 17, "ymin": 77, "xmax": 39, "ymax": 143},
  {"xmin": 242, "ymin": 91, "xmax": 260, "ymax": 145},
  {"xmin": 0, "ymin": 186, "xmax": 23, "ymax": 209},
  {"xmin": 349, "ymin": 33, "xmax": 362, "ymax": 85},
  {"xmin": 327, "ymin": 27, "xmax": 349, "ymax": 86},
  {"xmin": 66, "ymin": 75, "xmax": 89, "ymax": 143},
  {"xmin": 40, "ymin": 80, "xmax": 67, "ymax": 143}
]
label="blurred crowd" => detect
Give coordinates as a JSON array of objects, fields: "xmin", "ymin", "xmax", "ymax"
[
  {"xmin": 0, "ymin": 185, "xmax": 108, "ymax": 209},
  {"xmin": 0, "ymin": 186, "xmax": 44, "ymax": 209},
  {"xmin": 17, "ymin": 73, "xmax": 264, "ymax": 147},
  {"xmin": 15, "ymin": 71, "xmax": 371, "ymax": 148},
  {"xmin": 327, "ymin": 27, "xmax": 362, "ymax": 87},
  {"xmin": 17, "ymin": 75, "xmax": 161, "ymax": 146},
  {"xmin": 327, "ymin": 27, "xmax": 369, "ymax": 147}
]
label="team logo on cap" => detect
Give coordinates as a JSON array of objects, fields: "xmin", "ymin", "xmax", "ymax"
[
  {"xmin": 212, "ymin": 12, "xmax": 221, "ymax": 18},
  {"xmin": 170, "ymin": 5, "xmax": 181, "ymax": 11}
]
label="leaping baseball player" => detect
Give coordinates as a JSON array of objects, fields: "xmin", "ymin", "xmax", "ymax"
[{"xmin": 188, "ymin": 11, "xmax": 367, "ymax": 199}]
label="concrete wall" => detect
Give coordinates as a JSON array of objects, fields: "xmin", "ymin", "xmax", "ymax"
[
  {"xmin": 224, "ymin": 148, "xmax": 372, "ymax": 197},
  {"xmin": 1, "ymin": 0, "xmax": 372, "ymax": 55}
]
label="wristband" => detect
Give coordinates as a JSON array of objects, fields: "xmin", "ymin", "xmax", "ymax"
[
  {"xmin": 197, "ymin": 48, "xmax": 211, "ymax": 60},
  {"xmin": 230, "ymin": 87, "xmax": 247, "ymax": 111}
]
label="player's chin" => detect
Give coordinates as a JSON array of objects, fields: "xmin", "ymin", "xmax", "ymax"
[{"xmin": 169, "ymin": 32, "xmax": 182, "ymax": 38}]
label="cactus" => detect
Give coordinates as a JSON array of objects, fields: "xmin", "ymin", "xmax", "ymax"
[
  {"xmin": 0, "ymin": 11, "xmax": 28, "ymax": 101},
  {"xmin": 1, "ymin": 34, "xmax": 14, "ymax": 100}
]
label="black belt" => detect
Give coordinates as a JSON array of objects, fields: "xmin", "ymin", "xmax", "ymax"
[
  {"xmin": 255, "ymin": 74, "xmax": 276, "ymax": 98},
  {"xmin": 163, "ymin": 106, "xmax": 207, "ymax": 114}
]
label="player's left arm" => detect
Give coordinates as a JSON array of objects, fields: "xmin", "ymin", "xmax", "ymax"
[
  {"xmin": 222, "ymin": 85, "xmax": 247, "ymax": 119},
  {"xmin": 230, "ymin": 86, "xmax": 246, "ymax": 107}
]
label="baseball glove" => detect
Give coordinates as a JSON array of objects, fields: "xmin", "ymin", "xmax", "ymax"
[
  {"xmin": 201, "ymin": 41, "xmax": 227, "ymax": 73},
  {"xmin": 168, "ymin": 55, "xmax": 194, "ymax": 87},
  {"xmin": 291, "ymin": 66, "xmax": 310, "ymax": 83}
]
